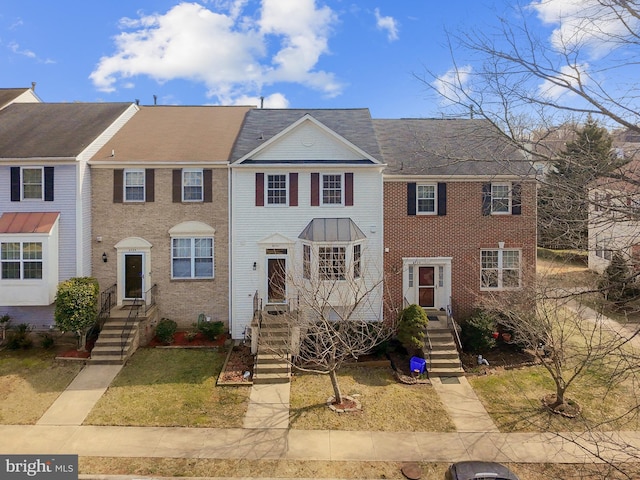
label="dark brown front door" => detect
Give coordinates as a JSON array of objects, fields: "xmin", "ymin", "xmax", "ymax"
[
  {"xmin": 418, "ymin": 266, "xmax": 435, "ymax": 308},
  {"xmin": 125, "ymin": 254, "xmax": 143, "ymax": 299},
  {"xmin": 267, "ymin": 257, "xmax": 286, "ymax": 303}
]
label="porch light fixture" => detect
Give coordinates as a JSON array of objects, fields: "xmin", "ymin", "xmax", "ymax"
[
  {"xmin": 253, "ymin": 262, "xmax": 257, "ymax": 271},
  {"xmin": 102, "ymin": 252, "xmax": 108, "ymax": 263}
]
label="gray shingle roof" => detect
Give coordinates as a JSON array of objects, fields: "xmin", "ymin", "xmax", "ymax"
[
  {"xmin": 373, "ymin": 118, "xmax": 533, "ymax": 177},
  {"xmin": 230, "ymin": 108, "xmax": 382, "ymax": 162},
  {"xmin": 0, "ymin": 103, "xmax": 133, "ymax": 158},
  {"xmin": 0, "ymin": 88, "xmax": 31, "ymax": 109}
]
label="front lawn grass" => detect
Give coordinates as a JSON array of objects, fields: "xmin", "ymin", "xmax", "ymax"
[
  {"xmin": 289, "ymin": 366, "xmax": 455, "ymax": 431},
  {"xmin": 84, "ymin": 348, "xmax": 250, "ymax": 428},
  {"xmin": 469, "ymin": 364, "xmax": 640, "ymax": 432},
  {"xmin": 0, "ymin": 349, "xmax": 84, "ymax": 424}
]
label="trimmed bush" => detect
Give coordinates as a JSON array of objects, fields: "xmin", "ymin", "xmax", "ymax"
[
  {"xmin": 155, "ymin": 318, "xmax": 177, "ymax": 344},
  {"xmin": 461, "ymin": 309, "xmax": 497, "ymax": 354},
  {"xmin": 397, "ymin": 304, "xmax": 429, "ymax": 356},
  {"xmin": 54, "ymin": 277, "xmax": 100, "ymax": 350},
  {"xmin": 197, "ymin": 320, "xmax": 224, "ymax": 341}
]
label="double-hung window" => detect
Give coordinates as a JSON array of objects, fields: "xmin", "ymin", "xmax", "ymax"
[
  {"xmin": 353, "ymin": 244, "xmax": 361, "ymax": 278},
  {"xmin": 1, "ymin": 242, "xmax": 43, "ymax": 280},
  {"xmin": 124, "ymin": 169, "xmax": 145, "ymax": 202},
  {"xmin": 22, "ymin": 167, "xmax": 43, "ymax": 200},
  {"xmin": 322, "ymin": 174, "xmax": 343, "ymax": 205},
  {"xmin": 172, "ymin": 237, "xmax": 213, "ymax": 279},
  {"xmin": 303, "ymin": 244, "xmax": 311, "ymax": 279},
  {"xmin": 481, "ymin": 249, "xmax": 521, "ymax": 289},
  {"xmin": 417, "ymin": 184, "xmax": 436, "ymax": 214},
  {"xmin": 319, "ymin": 246, "xmax": 346, "ymax": 280},
  {"xmin": 267, "ymin": 174, "xmax": 287, "ymax": 205},
  {"xmin": 491, "ymin": 183, "xmax": 511, "ymax": 214},
  {"xmin": 182, "ymin": 169, "xmax": 203, "ymax": 202}
]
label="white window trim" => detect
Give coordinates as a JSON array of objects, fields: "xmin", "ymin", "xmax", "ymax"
[
  {"xmin": 266, "ymin": 173, "xmax": 288, "ymax": 206},
  {"xmin": 304, "ymin": 241, "xmax": 364, "ymax": 282},
  {"xmin": 321, "ymin": 173, "xmax": 344, "ymax": 206},
  {"xmin": 123, "ymin": 169, "xmax": 145, "ymax": 203},
  {"xmin": 480, "ymin": 248, "xmax": 522, "ymax": 290},
  {"xmin": 417, "ymin": 183, "xmax": 437, "ymax": 215},
  {"xmin": 182, "ymin": 169, "xmax": 204, "ymax": 203},
  {"xmin": 21, "ymin": 166, "xmax": 44, "ymax": 201},
  {"xmin": 491, "ymin": 182, "xmax": 512, "ymax": 215},
  {"xmin": 1, "ymin": 241, "xmax": 43, "ymax": 280},
  {"xmin": 171, "ymin": 236, "xmax": 214, "ymax": 279}
]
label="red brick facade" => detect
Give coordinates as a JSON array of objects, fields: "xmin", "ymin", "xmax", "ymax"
[{"xmin": 383, "ymin": 179, "xmax": 537, "ymax": 321}]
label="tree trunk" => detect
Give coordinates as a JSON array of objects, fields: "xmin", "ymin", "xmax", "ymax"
[
  {"xmin": 552, "ymin": 382, "xmax": 566, "ymax": 408},
  {"xmin": 329, "ymin": 369, "xmax": 343, "ymax": 404},
  {"xmin": 77, "ymin": 329, "xmax": 87, "ymax": 351}
]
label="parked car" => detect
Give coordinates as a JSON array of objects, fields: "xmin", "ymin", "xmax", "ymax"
[{"xmin": 445, "ymin": 461, "xmax": 520, "ymax": 480}]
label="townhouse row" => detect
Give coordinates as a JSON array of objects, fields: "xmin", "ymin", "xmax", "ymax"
[{"xmin": 0, "ymin": 87, "xmax": 536, "ymax": 339}]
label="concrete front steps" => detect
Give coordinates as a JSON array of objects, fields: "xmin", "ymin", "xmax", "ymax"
[
  {"xmin": 252, "ymin": 312, "xmax": 291, "ymax": 385},
  {"xmin": 90, "ymin": 308, "xmax": 140, "ymax": 365},
  {"xmin": 425, "ymin": 314, "xmax": 465, "ymax": 377}
]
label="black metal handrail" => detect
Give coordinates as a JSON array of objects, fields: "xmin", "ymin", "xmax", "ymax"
[
  {"xmin": 446, "ymin": 300, "xmax": 464, "ymax": 370},
  {"xmin": 96, "ymin": 283, "xmax": 118, "ymax": 331},
  {"xmin": 119, "ymin": 284, "xmax": 156, "ymax": 359}
]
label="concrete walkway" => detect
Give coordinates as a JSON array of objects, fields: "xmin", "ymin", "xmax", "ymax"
[
  {"xmin": 431, "ymin": 376, "xmax": 499, "ymax": 432},
  {"xmin": 37, "ymin": 364, "xmax": 123, "ymax": 426},
  {"xmin": 243, "ymin": 383, "xmax": 290, "ymax": 429}
]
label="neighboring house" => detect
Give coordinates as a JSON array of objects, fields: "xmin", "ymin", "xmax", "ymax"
[
  {"xmin": 229, "ymin": 109, "xmax": 385, "ymax": 340},
  {"xmin": 588, "ymin": 159, "xmax": 640, "ymax": 273},
  {"xmin": 0, "ymin": 85, "xmax": 41, "ymax": 110},
  {"xmin": 0, "ymin": 102, "xmax": 138, "ymax": 327},
  {"xmin": 89, "ymin": 106, "xmax": 251, "ymax": 328},
  {"xmin": 374, "ymin": 119, "xmax": 537, "ymax": 321}
]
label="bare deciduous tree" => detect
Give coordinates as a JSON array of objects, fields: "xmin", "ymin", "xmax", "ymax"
[{"xmin": 260, "ymin": 246, "xmax": 393, "ymax": 405}]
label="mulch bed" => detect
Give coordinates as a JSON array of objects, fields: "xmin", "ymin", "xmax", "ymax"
[
  {"xmin": 217, "ymin": 343, "xmax": 254, "ymax": 384},
  {"xmin": 148, "ymin": 331, "xmax": 228, "ymax": 348}
]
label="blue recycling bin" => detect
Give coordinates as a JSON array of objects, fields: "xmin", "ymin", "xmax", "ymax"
[{"xmin": 410, "ymin": 356, "xmax": 426, "ymax": 374}]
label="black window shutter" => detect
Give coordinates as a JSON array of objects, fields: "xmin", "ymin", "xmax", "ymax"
[
  {"xmin": 145, "ymin": 169, "xmax": 155, "ymax": 202},
  {"xmin": 437, "ymin": 182, "xmax": 446, "ymax": 216},
  {"xmin": 44, "ymin": 167, "xmax": 54, "ymax": 201},
  {"xmin": 482, "ymin": 183, "xmax": 491, "ymax": 216},
  {"xmin": 113, "ymin": 169, "xmax": 123, "ymax": 203},
  {"xmin": 10, "ymin": 167, "xmax": 20, "ymax": 201},
  {"xmin": 203, "ymin": 169, "xmax": 213, "ymax": 203},
  {"xmin": 512, "ymin": 182, "xmax": 522, "ymax": 215},
  {"xmin": 407, "ymin": 183, "xmax": 417, "ymax": 216},
  {"xmin": 172, "ymin": 170, "xmax": 182, "ymax": 203}
]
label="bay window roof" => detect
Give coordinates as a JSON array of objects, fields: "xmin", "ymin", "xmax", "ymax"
[{"xmin": 298, "ymin": 218, "xmax": 366, "ymax": 242}]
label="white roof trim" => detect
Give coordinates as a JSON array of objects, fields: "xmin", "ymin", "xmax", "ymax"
[{"xmin": 234, "ymin": 114, "xmax": 381, "ymax": 165}]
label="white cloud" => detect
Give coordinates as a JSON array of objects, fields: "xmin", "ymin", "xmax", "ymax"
[
  {"xmin": 231, "ymin": 92, "xmax": 289, "ymax": 108},
  {"xmin": 374, "ymin": 8, "xmax": 398, "ymax": 42},
  {"xmin": 90, "ymin": 1, "xmax": 342, "ymax": 102},
  {"xmin": 432, "ymin": 65, "xmax": 472, "ymax": 104},
  {"xmin": 537, "ymin": 62, "xmax": 590, "ymax": 101},
  {"xmin": 8, "ymin": 41, "xmax": 35, "ymax": 58},
  {"xmin": 528, "ymin": 0, "xmax": 639, "ymax": 59}
]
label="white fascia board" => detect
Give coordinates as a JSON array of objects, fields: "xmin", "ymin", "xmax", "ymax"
[{"xmin": 233, "ymin": 114, "xmax": 382, "ymax": 165}]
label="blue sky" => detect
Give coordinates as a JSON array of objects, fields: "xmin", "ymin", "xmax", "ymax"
[{"xmin": 0, "ymin": 0, "xmax": 604, "ymax": 118}]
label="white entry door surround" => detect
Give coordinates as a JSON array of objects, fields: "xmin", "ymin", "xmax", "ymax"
[{"xmin": 402, "ymin": 257, "xmax": 452, "ymax": 311}]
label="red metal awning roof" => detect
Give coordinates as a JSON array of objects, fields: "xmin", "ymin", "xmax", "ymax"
[{"xmin": 0, "ymin": 212, "xmax": 60, "ymax": 234}]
